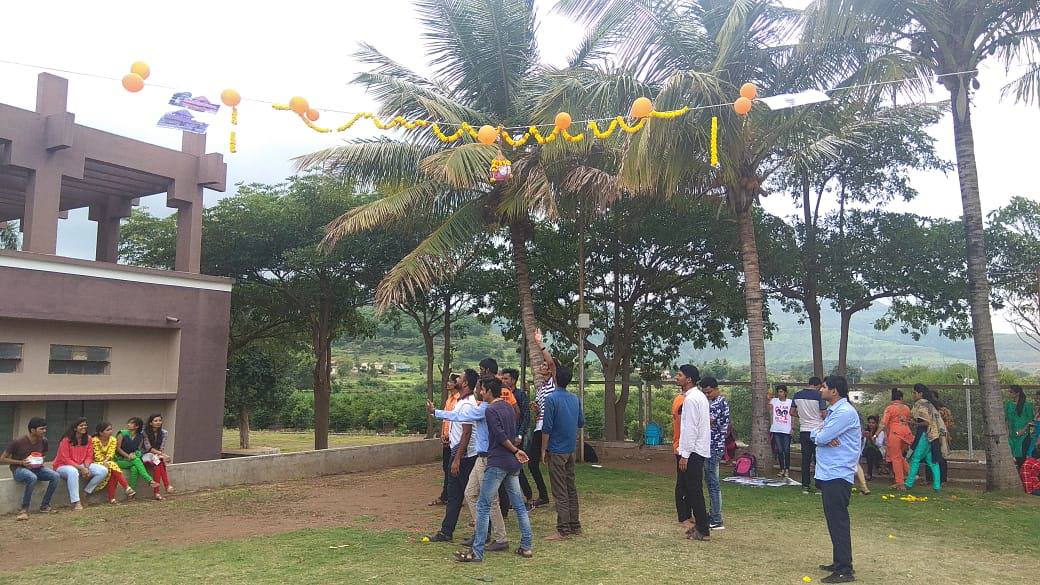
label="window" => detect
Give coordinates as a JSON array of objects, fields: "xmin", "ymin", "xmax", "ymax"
[
  {"xmin": 49, "ymin": 345, "xmax": 111, "ymax": 375},
  {"xmin": 44, "ymin": 401, "xmax": 106, "ymax": 460},
  {"xmin": 0, "ymin": 343, "xmax": 22, "ymax": 374},
  {"xmin": 0, "ymin": 403, "xmax": 14, "ymax": 443}
]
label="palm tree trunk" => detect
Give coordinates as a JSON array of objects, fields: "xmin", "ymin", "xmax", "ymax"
[
  {"xmin": 735, "ymin": 204, "xmax": 771, "ymax": 466},
  {"xmin": 509, "ymin": 221, "xmax": 546, "ymax": 386},
  {"xmin": 422, "ymin": 327, "xmax": 436, "ymax": 438},
  {"xmin": 440, "ymin": 296, "xmax": 452, "ymax": 404},
  {"xmin": 949, "ymin": 82, "xmax": 1018, "ymax": 490}
]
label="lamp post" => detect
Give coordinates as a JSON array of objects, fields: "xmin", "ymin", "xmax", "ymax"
[
  {"xmin": 962, "ymin": 374, "xmax": 975, "ymax": 460},
  {"xmin": 576, "ymin": 201, "xmax": 588, "ymax": 463}
]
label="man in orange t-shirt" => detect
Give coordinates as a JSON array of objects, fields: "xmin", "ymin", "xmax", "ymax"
[{"xmin": 433, "ymin": 374, "xmax": 460, "ymax": 506}]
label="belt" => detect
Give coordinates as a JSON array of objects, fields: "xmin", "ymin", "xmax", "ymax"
[{"xmin": 477, "ymin": 453, "xmax": 488, "ymax": 458}]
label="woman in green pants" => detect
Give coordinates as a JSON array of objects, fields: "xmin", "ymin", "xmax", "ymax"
[
  {"xmin": 115, "ymin": 417, "xmax": 159, "ymax": 496},
  {"xmin": 905, "ymin": 384, "xmax": 946, "ymax": 492}
]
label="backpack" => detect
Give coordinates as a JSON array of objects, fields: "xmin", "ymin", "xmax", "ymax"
[{"xmin": 733, "ymin": 452, "xmax": 756, "ymax": 477}]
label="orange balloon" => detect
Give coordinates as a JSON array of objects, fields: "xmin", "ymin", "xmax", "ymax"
[
  {"xmin": 306, "ymin": 108, "xmax": 320, "ymax": 121},
  {"xmin": 221, "ymin": 89, "xmax": 241, "ymax": 107},
  {"xmin": 477, "ymin": 125, "xmax": 498, "ymax": 145},
  {"xmin": 554, "ymin": 112, "xmax": 572, "ymax": 130},
  {"xmin": 739, "ymin": 83, "xmax": 758, "ymax": 101},
  {"xmin": 130, "ymin": 61, "xmax": 150, "ymax": 80},
  {"xmin": 121, "ymin": 73, "xmax": 144, "ymax": 93},
  {"xmin": 289, "ymin": 96, "xmax": 309, "ymax": 115},
  {"xmin": 630, "ymin": 96, "xmax": 653, "ymax": 118},
  {"xmin": 734, "ymin": 96, "xmax": 753, "ymax": 116}
]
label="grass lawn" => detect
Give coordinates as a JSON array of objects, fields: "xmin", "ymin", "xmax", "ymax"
[
  {"xmin": 7, "ymin": 465, "xmax": 1038, "ymax": 585},
  {"xmin": 222, "ymin": 428, "xmax": 421, "ymax": 453}
]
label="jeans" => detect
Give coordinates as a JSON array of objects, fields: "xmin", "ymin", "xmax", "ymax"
[
  {"xmin": 674, "ymin": 455, "xmax": 689, "ymax": 522},
  {"xmin": 705, "ymin": 453, "xmax": 723, "ymax": 524},
  {"xmin": 439, "ymin": 451, "xmax": 476, "ymax": 539},
  {"xmin": 471, "ymin": 466, "xmax": 533, "ymax": 560},
  {"xmin": 817, "ymin": 478, "xmax": 853, "ymax": 573},
  {"xmin": 548, "ymin": 452, "xmax": 581, "ymax": 535},
  {"xmin": 527, "ymin": 431, "xmax": 549, "ymax": 501},
  {"xmin": 800, "ymin": 432, "xmax": 817, "ymax": 489},
  {"xmin": 772, "ymin": 432, "xmax": 791, "ymax": 471},
  {"xmin": 465, "ymin": 456, "xmax": 506, "ymax": 543},
  {"xmin": 679, "ymin": 454, "xmax": 710, "ymax": 536},
  {"xmin": 55, "ymin": 464, "xmax": 109, "ymax": 503},
  {"xmin": 12, "ymin": 467, "xmax": 60, "ymax": 510}
]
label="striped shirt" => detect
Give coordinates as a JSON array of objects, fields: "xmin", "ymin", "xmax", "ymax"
[{"xmin": 534, "ymin": 376, "xmax": 555, "ymax": 432}]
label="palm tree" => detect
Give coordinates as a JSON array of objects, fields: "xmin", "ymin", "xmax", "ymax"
[
  {"xmin": 803, "ymin": 0, "xmax": 1040, "ymax": 491},
  {"xmin": 556, "ymin": 0, "xmax": 905, "ymax": 464},
  {"xmin": 0, "ymin": 221, "xmax": 18, "ymax": 250}
]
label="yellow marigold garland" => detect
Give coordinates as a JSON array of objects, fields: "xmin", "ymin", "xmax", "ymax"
[{"xmin": 710, "ymin": 116, "xmax": 719, "ymax": 168}]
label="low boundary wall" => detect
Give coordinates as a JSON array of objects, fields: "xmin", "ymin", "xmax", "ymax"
[{"xmin": 0, "ymin": 438, "xmax": 441, "ymax": 512}]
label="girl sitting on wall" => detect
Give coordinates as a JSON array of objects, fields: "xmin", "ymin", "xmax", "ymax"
[
  {"xmin": 115, "ymin": 417, "xmax": 160, "ymax": 496},
  {"xmin": 92, "ymin": 422, "xmax": 134, "ymax": 503},
  {"xmin": 143, "ymin": 414, "xmax": 175, "ymax": 500},
  {"xmin": 52, "ymin": 417, "xmax": 109, "ymax": 510}
]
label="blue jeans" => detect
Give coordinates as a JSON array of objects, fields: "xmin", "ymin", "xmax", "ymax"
[
  {"xmin": 705, "ymin": 453, "xmax": 723, "ymax": 524},
  {"xmin": 12, "ymin": 467, "xmax": 60, "ymax": 510},
  {"xmin": 472, "ymin": 466, "xmax": 532, "ymax": 560}
]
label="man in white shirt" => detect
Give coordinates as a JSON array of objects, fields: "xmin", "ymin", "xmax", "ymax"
[
  {"xmin": 792, "ymin": 376, "xmax": 828, "ymax": 494},
  {"xmin": 676, "ymin": 364, "xmax": 712, "ymax": 541}
]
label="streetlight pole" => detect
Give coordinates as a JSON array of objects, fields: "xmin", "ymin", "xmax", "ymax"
[
  {"xmin": 962, "ymin": 374, "xmax": 974, "ymax": 460},
  {"xmin": 576, "ymin": 201, "xmax": 588, "ymax": 463}
]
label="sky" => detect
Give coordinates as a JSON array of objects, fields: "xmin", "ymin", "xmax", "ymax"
[{"xmin": 2, "ymin": 0, "xmax": 1036, "ymax": 333}]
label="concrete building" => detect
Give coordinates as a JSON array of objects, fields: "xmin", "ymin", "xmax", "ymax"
[{"xmin": 0, "ymin": 73, "xmax": 231, "ymax": 462}]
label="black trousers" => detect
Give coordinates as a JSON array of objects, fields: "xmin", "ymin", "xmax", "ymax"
[
  {"xmin": 679, "ymin": 453, "xmax": 710, "ymax": 535},
  {"xmin": 438, "ymin": 445, "xmax": 451, "ymax": 501},
  {"xmin": 527, "ymin": 430, "xmax": 549, "ymax": 501},
  {"xmin": 864, "ymin": 446, "xmax": 883, "ymax": 479},
  {"xmin": 439, "ymin": 453, "xmax": 476, "ymax": 539},
  {"xmin": 518, "ymin": 467, "xmax": 533, "ymax": 500},
  {"xmin": 800, "ymin": 432, "xmax": 817, "ymax": 489},
  {"xmin": 675, "ymin": 454, "xmax": 689, "ymax": 522},
  {"xmin": 817, "ymin": 478, "xmax": 853, "ymax": 573}
]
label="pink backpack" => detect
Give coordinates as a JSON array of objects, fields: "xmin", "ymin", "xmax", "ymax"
[{"xmin": 733, "ymin": 452, "xmax": 756, "ymax": 477}]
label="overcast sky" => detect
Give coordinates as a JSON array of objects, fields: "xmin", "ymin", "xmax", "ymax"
[{"xmin": 3, "ymin": 0, "xmax": 1036, "ymax": 333}]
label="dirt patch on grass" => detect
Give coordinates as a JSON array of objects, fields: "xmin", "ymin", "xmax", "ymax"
[{"xmin": 0, "ymin": 464, "xmax": 447, "ymax": 571}]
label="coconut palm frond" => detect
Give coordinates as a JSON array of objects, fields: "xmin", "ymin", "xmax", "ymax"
[
  {"xmin": 420, "ymin": 143, "xmax": 497, "ymax": 189},
  {"xmin": 373, "ymin": 198, "xmax": 489, "ymax": 310},
  {"xmin": 353, "ymin": 72, "xmax": 487, "ymax": 123},
  {"xmin": 1002, "ymin": 60, "xmax": 1040, "ymax": 106},
  {"xmin": 322, "ymin": 180, "xmax": 446, "ymax": 247},
  {"xmin": 292, "ymin": 138, "xmax": 441, "ymax": 183}
]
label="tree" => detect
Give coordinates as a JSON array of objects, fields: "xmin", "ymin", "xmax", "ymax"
[
  {"xmin": 989, "ymin": 196, "xmax": 1040, "ymax": 352},
  {"xmin": 805, "ymin": 0, "xmax": 1040, "ymax": 493},
  {"xmin": 557, "ymin": 0, "xmax": 887, "ymax": 464},
  {"xmin": 1, "ymin": 221, "xmax": 19, "ymax": 250},
  {"xmin": 767, "ymin": 102, "xmax": 949, "ymax": 376},
  {"xmin": 203, "ymin": 177, "xmax": 411, "ymax": 449},
  {"xmin": 225, "ymin": 344, "xmax": 295, "ymax": 449},
  {"xmin": 490, "ymin": 197, "xmax": 747, "ymax": 439},
  {"xmin": 822, "ymin": 210, "xmax": 972, "ymax": 375}
]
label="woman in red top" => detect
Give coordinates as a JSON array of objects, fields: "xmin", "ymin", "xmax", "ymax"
[
  {"xmin": 878, "ymin": 388, "xmax": 914, "ymax": 489},
  {"xmin": 52, "ymin": 417, "xmax": 109, "ymax": 510}
]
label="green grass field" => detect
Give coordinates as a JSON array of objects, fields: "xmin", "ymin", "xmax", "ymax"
[
  {"xmin": 7, "ymin": 464, "xmax": 1037, "ymax": 585},
  {"xmin": 222, "ymin": 429, "xmax": 421, "ymax": 452}
]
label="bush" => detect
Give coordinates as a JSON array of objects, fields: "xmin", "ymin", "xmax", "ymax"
[
  {"xmin": 368, "ymin": 408, "xmax": 398, "ymax": 431},
  {"xmin": 281, "ymin": 392, "xmax": 315, "ymax": 429}
]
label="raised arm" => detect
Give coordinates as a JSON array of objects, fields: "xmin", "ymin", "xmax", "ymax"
[{"xmin": 535, "ymin": 329, "xmax": 556, "ymax": 381}]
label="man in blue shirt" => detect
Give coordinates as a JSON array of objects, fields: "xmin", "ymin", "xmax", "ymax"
[
  {"xmin": 810, "ymin": 375, "xmax": 861, "ymax": 583},
  {"xmin": 541, "ymin": 364, "xmax": 584, "ymax": 540}
]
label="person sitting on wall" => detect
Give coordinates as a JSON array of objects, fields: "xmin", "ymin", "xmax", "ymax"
[
  {"xmin": 1, "ymin": 417, "xmax": 61, "ymax": 521},
  {"xmin": 52, "ymin": 417, "xmax": 109, "ymax": 511},
  {"xmin": 115, "ymin": 417, "xmax": 160, "ymax": 495},
  {"xmin": 143, "ymin": 414, "xmax": 175, "ymax": 500}
]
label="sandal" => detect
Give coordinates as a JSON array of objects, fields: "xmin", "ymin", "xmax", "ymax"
[
  {"xmin": 125, "ymin": 489, "xmax": 137, "ymax": 499},
  {"xmin": 453, "ymin": 550, "xmax": 482, "ymax": 563},
  {"xmin": 515, "ymin": 547, "xmax": 533, "ymax": 558}
]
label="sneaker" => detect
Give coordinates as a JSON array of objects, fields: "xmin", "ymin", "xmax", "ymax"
[
  {"xmin": 486, "ymin": 540, "xmax": 509, "ymax": 552},
  {"xmin": 532, "ymin": 497, "xmax": 550, "ymax": 508},
  {"xmin": 821, "ymin": 572, "xmax": 855, "ymax": 583},
  {"xmin": 427, "ymin": 532, "xmax": 453, "ymax": 543},
  {"xmin": 820, "ymin": 565, "xmax": 855, "ymax": 574},
  {"xmin": 709, "ymin": 522, "xmax": 725, "ymax": 530}
]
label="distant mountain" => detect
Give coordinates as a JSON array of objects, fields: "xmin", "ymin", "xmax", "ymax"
[{"xmin": 683, "ymin": 302, "xmax": 1040, "ymax": 373}]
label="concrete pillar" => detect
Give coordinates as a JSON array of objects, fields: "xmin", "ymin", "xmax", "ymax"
[
  {"xmin": 90, "ymin": 196, "xmax": 129, "ymax": 263},
  {"xmin": 172, "ymin": 132, "xmax": 206, "ymax": 274},
  {"xmin": 21, "ymin": 170, "xmax": 61, "ymax": 254}
]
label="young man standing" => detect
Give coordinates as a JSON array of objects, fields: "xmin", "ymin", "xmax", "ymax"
[
  {"xmin": 527, "ymin": 329, "xmax": 556, "ymax": 508},
  {"xmin": 700, "ymin": 376, "xmax": 730, "ymax": 530},
  {"xmin": 671, "ymin": 365, "xmax": 699, "ymax": 525},
  {"xmin": 792, "ymin": 376, "xmax": 827, "ymax": 494},
  {"xmin": 1, "ymin": 417, "xmax": 60, "ymax": 521},
  {"xmin": 432, "ymin": 374, "xmax": 461, "ymax": 506},
  {"xmin": 541, "ymin": 364, "xmax": 583, "ymax": 540},
  {"xmin": 771, "ymin": 385, "xmax": 793, "ymax": 479},
  {"xmin": 677, "ymin": 364, "xmax": 711, "ymax": 541},
  {"xmin": 500, "ymin": 368, "xmax": 533, "ymax": 506},
  {"xmin": 454, "ymin": 377, "xmax": 534, "ymax": 562},
  {"xmin": 427, "ymin": 369, "xmax": 479, "ymax": 542},
  {"xmin": 811, "ymin": 375, "xmax": 861, "ymax": 583}
]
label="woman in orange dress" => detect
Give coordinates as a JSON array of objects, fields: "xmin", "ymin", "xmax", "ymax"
[{"xmin": 878, "ymin": 388, "xmax": 913, "ymax": 489}]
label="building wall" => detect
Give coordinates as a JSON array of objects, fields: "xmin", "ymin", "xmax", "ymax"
[
  {"xmin": 0, "ymin": 251, "xmax": 231, "ymax": 462},
  {"xmin": 0, "ymin": 318, "xmax": 178, "ymax": 396}
]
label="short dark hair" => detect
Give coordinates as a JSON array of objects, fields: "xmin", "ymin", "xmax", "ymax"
[
  {"xmin": 94, "ymin": 421, "xmax": 113, "ymax": 437},
  {"xmin": 808, "ymin": 376, "xmax": 822, "ymax": 386},
  {"xmin": 700, "ymin": 376, "xmax": 718, "ymax": 389},
  {"xmin": 556, "ymin": 365, "xmax": 573, "ymax": 388},
  {"xmin": 867, "ymin": 415, "xmax": 879, "ymax": 424},
  {"xmin": 127, "ymin": 416, "xmax": 144, "ymax": 432},
  {"xmin": 679, "ymin": 364, "xmax": 700, "ymax": 383},
  {"xmin": 27, "ymin": 417, "xmax": 47, "ymax": 432},
  {"xmin": 891, "ymin": 388, "xmax": 903, "ymax": 401},
  {"xmin": 449, "ymin": 373, "xmax": 459, "ymax": 382},
  {"xmin": 463, "ymin": 368, "xmax": 479, "ymax": 393},
  {"xmin": 913, "ymin": 383, "xmax": 927, "ymax": 394},
  {"xmin": 824, "ymin": 375, "xmax": 849, "ymax": 397},
  {"xmin": 501, "ymin": 368, "xmax": 519, "ymax": 384},
  {"xmin": 775, "ymin": 384, "xmax": 788, "ymax": 393},
  {"xmin": 478, "ymin": 358, "xmax": 499, "ymax": 374},
  {"xmin": 483, "ymin": 376, "xmax": 503, "ymax": 398}
]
